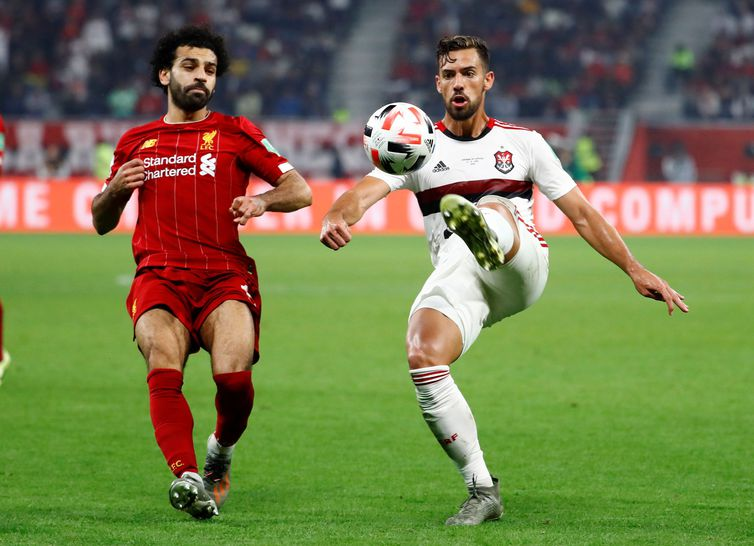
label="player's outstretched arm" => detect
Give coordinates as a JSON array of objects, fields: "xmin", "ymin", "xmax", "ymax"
[
  {"xmin": 91, "ymin": 159, "xmax": 145, "ymax": 235},
  {"xmin": 320, "ymin": 176, "xmax": 391, "ymax": 250},
  {"xmin": 554, "ymin": 186, "xmax": 689, "ymax": 315},
  {"xmin": 230, "ymin": 170, "xmax": 312, "ymax": 225}
]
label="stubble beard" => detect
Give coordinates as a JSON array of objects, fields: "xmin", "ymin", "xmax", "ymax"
[{"xmin": 446, "ymin": 96, "xmax": 480, "ymax": 121}]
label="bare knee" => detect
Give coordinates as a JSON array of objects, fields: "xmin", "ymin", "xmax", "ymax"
[
  {"xmin": 406, "ymin": 308, "xmax": 463, "ymax": 370},
  {"xmin": 141, "ymin": 343, "xmax": 184, "ymax": 372}
]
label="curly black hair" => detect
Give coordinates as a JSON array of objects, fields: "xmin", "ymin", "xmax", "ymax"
[
  {"xmin": 150, "ymin": 25, "xmax": 230, "ymax": 92},
  {"xmin": 436, "ymin": 35, "xmax": 490, "ymax": 72}
]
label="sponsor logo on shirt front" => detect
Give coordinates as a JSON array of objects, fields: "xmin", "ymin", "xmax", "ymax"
[
  {"xmin": 142, "ymin": 153, "xmax": 216, "ymax": 180},
  {"xmin": 199, "ymin": 153, "xmax": 216, "ymax": 177}
]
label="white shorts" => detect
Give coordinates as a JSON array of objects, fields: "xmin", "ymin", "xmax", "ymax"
[{"xmin": 409, "ymin": 209, "xmax": 549, "ymax": 355}]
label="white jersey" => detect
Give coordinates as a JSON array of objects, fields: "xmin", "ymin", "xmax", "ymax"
[{"xmin": 369, "ymin": 118, "xmax": 576, "ymax": 266}]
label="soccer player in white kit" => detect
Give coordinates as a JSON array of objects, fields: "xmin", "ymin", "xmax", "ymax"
[{"xmin": 320, "ymin": 35, "xmax": 688, "ymax": 526}]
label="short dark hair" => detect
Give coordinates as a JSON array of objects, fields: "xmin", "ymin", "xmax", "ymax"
[
  {"xmin": 436, "ymin": 35, "xmax": 490, "ymax": 72},
  {"xmin": 150, "ymin": 25, "xmax": 230, "ymax": 91}
]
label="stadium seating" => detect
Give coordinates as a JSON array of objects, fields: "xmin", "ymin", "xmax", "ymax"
[
  {"xmin": 682, "ymin": 0, "xmax": 754, "ymax": 120},
  {"xmin": 389, "ymin": 0, "xmax": 669, "ymax": 120},
  {"xmin": 0, "ymin": 0, "xmax": 356, "ymax": 119}
]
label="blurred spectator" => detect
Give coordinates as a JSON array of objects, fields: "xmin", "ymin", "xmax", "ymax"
[
  {"xmin": 389, "ymin": 0, "xmax": 668, "ymax": 120},
  {"xmin": 93, "ymin": 139, "xmax": 115, "ymax": 181},
  {"xmin": 574, "ymin": 135, "xmax": 603, "ymax": 181},
  {"xmin": 0, "ymin": 113, "xmax": 5, "ymax": 174},
  {"xmin": 0, "ymin": 0, "xmax": 357, "ymax": 120},
  {"xmin": 661, "ymin": 141, "xmax": 697, "ymax": 183},
  {"xmin": 548, "ymin": 133, "xmax": 590, "ymax": 182},
  {"xmin": 666, "ymin": 43, "xmax": 695, "ymax": 91},
  {"xmin": 36, "ymin": 144, "xmax": 71, "ymax": 180},
  {"xmin": 322, "ymin": 141, "xmax": 345, "ymax": 179},
  {"xmin": 683, "ymin": 0, "xmax": 754, "ymax": 119}
]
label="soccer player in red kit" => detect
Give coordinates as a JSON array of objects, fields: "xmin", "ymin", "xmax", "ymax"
[
  {"xmin": 0, "ymin": 114, "xmax": 5, "ymax": 174},
  {"xmin": 91, "ymin": 26, "xmax": 312, "ymax": 519}
]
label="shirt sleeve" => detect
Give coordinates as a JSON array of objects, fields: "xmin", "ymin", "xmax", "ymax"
[
  {"xmin": 528, "ymin": 131, "xmax": 577, "ymax": 201},
  {"xmin": 236, "ymin": 117, "xmax": 294, "ymax": 184},
  {"xmin": 364, "ymin": 166, "xmax": 418, "ymax": 192}
]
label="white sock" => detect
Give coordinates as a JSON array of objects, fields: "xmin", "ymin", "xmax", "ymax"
[
  {"xmin": 209, "ymin": 433, "xmax": 235, "ymax": 456},
  {"xmin": 410, "ymin": 365, "xmax": 493, "ymax": 488},
  {"xmin": 481, "ymin": 208, "xmax": 515, "ymax": 255}
]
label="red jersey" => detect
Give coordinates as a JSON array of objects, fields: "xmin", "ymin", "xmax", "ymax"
[
  {"xmin": 0, "ymin": 114, "xmax": 5, "ymax": 175},
  {"xmin": 107, "ymin": 112, "xmax": 293, "ymax": 273}
]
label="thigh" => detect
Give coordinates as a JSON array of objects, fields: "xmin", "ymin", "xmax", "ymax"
[
  {"xmin": 134, "ymin": 308, "xmax": 191, "ymax": 372},
  {"xmin": 200, "ymin": 300, "xmax": 256, "ymax": 375},
  {"xmin": 410, "ymin": 237, "xmax": 490, "ymax": 355},
  {"xmin": 482, "ymin": 221, "xmax": 550, "ymax": 324}
]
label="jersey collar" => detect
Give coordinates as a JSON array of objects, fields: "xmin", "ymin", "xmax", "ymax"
[{"xmin": 436, "ymin": 118, "xmax": 494, "ymax": 141}]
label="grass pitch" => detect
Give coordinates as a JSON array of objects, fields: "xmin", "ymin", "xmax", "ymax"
[{"xmin": 0, "ymin": 234, "xmax": 752, "ymax": 545}]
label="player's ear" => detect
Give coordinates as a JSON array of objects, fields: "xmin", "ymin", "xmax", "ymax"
[
  {"xmin": 483, "ymin": 71, "xmax": 494, "ymax": 92},
  {"xmin": 435, "ymin": 74, "xmax": 442, "ymax": 94},
  {"xmin": 159, "ymin": 68, "xmax": 171, "ymax": 87}
]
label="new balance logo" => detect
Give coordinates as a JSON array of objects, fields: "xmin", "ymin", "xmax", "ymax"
[
  {"xmin": 199, "ymin": 153, "xmax": 216, "ymax": 177},
  {"xmin": 432, "ymin": 161, "xmax": 450, "ymax": 173}
]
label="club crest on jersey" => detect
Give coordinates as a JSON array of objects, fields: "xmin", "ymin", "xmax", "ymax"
[
  {"xmin": 140, "ymin": 138, "xmax": 157, "ymax": 150},
  {"xmin": 200, "ymin": 130, "xmax": 217, "ymax": 150},
  {"xmin": 494, "ymin": 149, "xmax": 514, "ymax": 174}
]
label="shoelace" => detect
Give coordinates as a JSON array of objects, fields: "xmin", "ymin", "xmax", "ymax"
[{"xmin": 456, "ymin": 477, "xmax": 482, "ymax": 511}]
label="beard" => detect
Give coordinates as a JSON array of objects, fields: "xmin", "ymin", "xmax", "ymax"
[
  {"xmin": 445, "ymin": 94, "xmax": 480, "ymax": 121},
  {"xmin": 169, "ymin": 78, "xmax": 214, "ymax": 112}
]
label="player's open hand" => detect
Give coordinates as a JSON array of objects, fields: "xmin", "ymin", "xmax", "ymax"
[
  {"xmin": 109, "ymin": 159, "xmax": 145, "ymax": 196},
  {"xmin": 230, "ymin": 195, "xmax": 267, "ymax": 225},
  {"xmin": 320, "ymin": 215, "xmax": 352, "ymax": 250},
  {"xmin": 630, "ymin": 267, "xmax": 689, "ymax": 315}
]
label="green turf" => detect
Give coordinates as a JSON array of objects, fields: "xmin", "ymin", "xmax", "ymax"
[{"xmin": 0, "ymin": 234, "xmax": 752, "ymax": 545}]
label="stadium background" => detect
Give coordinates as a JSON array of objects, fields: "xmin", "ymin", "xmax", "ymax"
[{"xmin": 1, "ymin": 1, "xmax": 753, "ymax": 544}]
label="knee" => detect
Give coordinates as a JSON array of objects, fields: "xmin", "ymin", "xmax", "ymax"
[
  {"xmin": 407, "ymin": 340, "xmax": 448, "ymax": 370},
  {"xmin": 211, "ymin": 353, "xmax": 253, "ymax": 375},
  {"xmin": 142, "ymin": 344, "xmax": 183, "ymax": 372}
]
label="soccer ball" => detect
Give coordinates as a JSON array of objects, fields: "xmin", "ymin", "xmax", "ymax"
[{"xmin": 363, "ymin": 102, "xmax": 435, "ymax": 175}]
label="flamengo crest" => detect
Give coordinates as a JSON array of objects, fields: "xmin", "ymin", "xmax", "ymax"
[{"xmin": 494, "ymin": 149, "xmax": 514, "ymax": 174}]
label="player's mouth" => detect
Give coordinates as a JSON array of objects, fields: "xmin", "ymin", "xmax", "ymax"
[
  {"xmin": 451, "ymin": 94, "xmax": 468, "ymax": 107},
  {"xmin": 187, "ymin": 85, "xmax": 209, "ymax": 96}
]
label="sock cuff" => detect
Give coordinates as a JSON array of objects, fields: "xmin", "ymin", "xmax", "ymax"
[
  {"xmin": 213, "ymin": 370, "xmax": 252, "ymax": 391},
  {"xmin": 213, "ymin": 369, "xmax": 251, "ymax": 381},
  {"xmin": 410, "ymin": 365, "xmax": 450, "ymax": 386},
  {"xmin": 146, "ymin": 367, "xmax": 183, "ymax": 387}
]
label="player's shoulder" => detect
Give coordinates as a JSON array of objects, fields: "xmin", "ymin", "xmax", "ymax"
[
  {"xmin": 489, "ymin": 118, "xmax": 536, "ymax": 133},
  {"xmin": 213, "ymin": 113, "xmax": 265, "ymax": 140},
  {"xmin": 117, "ymin": 118, "xmax": 165, "ymax": 148}
]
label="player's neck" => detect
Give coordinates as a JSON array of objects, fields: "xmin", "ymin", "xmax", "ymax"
[
  {"xmin": 441, "ymin": 112, "xmax": 489, "ymax": 139},
  {"xmin": 163, "ymin": 105, "xmax": 211, "ymax": 124}
]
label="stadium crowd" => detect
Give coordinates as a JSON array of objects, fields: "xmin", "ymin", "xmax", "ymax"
[
  {"xmin": 0, "ymin": 0, "xmax": 355, "ymax": 119},
  {"xmin": 682, "ymin": 0, "xmax": 754, "ymax": 120},
  {"xmin": 388, "ymin": 0, "xmax": 669, "ymax": 120}
]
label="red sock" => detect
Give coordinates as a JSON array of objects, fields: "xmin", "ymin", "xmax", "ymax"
[
  {"xmin": 213, "ymin": 370, "xmax": 254, "ymax": 446},
  {"xmin": 147, "ymin": 368, "xmax": 197, "ymax": 477}
]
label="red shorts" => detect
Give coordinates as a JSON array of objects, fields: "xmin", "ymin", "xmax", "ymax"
[{"xmin": 126, "ymin": 265, "xmax": 262, "ymax": 363}]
